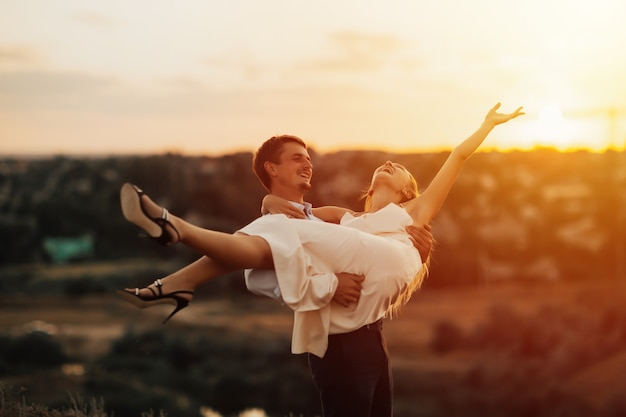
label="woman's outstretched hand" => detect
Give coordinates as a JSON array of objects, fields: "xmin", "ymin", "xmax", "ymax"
[{"xmin": 484, "ymin": 102, "xmax": 525, "ymax": 126}]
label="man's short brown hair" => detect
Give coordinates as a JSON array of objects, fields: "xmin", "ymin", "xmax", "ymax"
[{"xmin": 252, "ymin": 135, "xmax": 307, "ymax": 191}]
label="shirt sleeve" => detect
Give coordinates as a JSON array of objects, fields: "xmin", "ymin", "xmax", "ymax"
[
  {"xmin": 244, "ymin": 269, "xmax": 283, "ymax": 301},
  {"xmin": 245, "ymin": 268, "xmax": 338, "ymax": 311},
  {"xmin": 285, "ymin": 271, "xmax": 338, "ymax": 312}
]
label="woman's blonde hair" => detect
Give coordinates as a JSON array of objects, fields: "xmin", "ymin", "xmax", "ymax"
[
  {"xmin": 361, "ymin": 164, "xmax": 430, "ymax": 318},
  {"xmin": 387, "ymin": 254, "xmax": 430, "ymax": 318}
]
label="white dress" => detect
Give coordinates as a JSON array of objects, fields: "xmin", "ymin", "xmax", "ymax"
[{"xmin": 239, "ymin": 203, "xmax": 423, "ymax": 357}]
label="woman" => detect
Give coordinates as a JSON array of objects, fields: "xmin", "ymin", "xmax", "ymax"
[{"xmin": 118, "ymin": 103, "xmax": 523, "ymax": 356}]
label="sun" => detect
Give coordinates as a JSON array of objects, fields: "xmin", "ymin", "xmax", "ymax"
[
  {"xmin": 537, "ymin": 105, "xmax": 564, "ymax": 141},
  {"xmin": 538, "ymin": 105, "xmax": 563, "ymax": 132},
  {"xmin": 532, "ymin": 104, "xmax": 578, "ymax": 150}
]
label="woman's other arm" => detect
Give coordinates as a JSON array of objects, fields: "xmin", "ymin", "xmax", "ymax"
[{"xmin": 261, "ymin": 194, "xmax": 354, "ymax": 223}]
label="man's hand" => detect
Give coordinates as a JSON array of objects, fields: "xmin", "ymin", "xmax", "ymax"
[
  {"xmin": 406, "ymin": 224, "xmax": 434, "ymax": 263},
  {"xmin": 332, "ymin": 273, "xmax": 364, "ymax": 307}
]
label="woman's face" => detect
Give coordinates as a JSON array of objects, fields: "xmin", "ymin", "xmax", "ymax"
[{"xmin": 371, "ymin": 161, "xmax": 411, "ymax": 191}]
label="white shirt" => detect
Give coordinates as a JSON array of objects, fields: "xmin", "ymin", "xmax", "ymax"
[
  {"xmin": 240, "ymin": 203, "xmax": 423, "ymax": 357},
  {"xmin": 244, "ymin": 201, "xmax": 338, "ymax": 305}
]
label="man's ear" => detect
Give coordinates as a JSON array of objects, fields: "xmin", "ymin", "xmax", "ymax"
[{"xmin": 264, "ymin": 161, "xmax": 277, "ymax": 177}]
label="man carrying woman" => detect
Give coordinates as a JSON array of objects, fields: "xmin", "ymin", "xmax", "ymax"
[{"xmin": 118, "ymin": 102, "xmax": 523, "ymax": 416}]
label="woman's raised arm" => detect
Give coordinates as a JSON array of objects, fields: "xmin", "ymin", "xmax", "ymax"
[{"xmin": 406, "ymin": 103, "xmax": 524, "ymax": 224}]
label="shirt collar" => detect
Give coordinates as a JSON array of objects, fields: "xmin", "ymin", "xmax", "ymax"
[{"xmin": 289, "ymin": 201, "xmax": 314, "ymax": 219}]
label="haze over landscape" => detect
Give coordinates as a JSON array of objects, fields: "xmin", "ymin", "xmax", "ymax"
[{"xmin": 2, "ymin": 0, "xmax": 626, "ymax": 156}]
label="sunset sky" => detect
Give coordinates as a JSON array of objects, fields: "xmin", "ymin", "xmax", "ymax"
[{"xmin": 1, "ymin": 0, "xmax": 626, "ymax": 156}]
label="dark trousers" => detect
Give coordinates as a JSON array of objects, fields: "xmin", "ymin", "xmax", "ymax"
[{"xmin": 308, "ymin": 319, "xmax": 392, "ymax": 417}]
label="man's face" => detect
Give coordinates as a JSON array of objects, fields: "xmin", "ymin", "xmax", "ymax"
[{"xmin": 270, "ymin": 142, "xmax": 313, "ymax": 194}]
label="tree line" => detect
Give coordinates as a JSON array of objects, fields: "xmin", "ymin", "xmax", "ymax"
[{"xmin": 1, "ymin": 148, "xmax": 624, "ymax": 287}]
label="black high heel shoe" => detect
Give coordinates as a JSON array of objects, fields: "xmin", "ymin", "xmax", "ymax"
[
  {"xmin": 120, "ymin": 183, "xmax": 180, "ymax": 246},
  {"xmin": 116, "ymin": 279, "xmax": 194, "ymax": 324}
]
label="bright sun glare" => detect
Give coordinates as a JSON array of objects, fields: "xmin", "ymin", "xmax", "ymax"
[
  {"xmin": 510, "ymin": 104, "xmax": 623, "ymax": 152},
  {"xmin": 538, "ymin": 105, "xmax": 563, "ymax": 131},
  {"xmin": 524, "ymin": 104, "xmax": 582, "ymax": 151},
  {"xmin": 537, "ymin": 105, "xmax": 566, "ymax": 146}
]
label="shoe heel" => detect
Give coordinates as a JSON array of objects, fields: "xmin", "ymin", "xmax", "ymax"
[
  {"xmin": 163, "ymin": 299, "xmax": 190, "ymax": 324},
  {"xmin": 121, "ymin": 183, "xmax": 180, "ymax": 246},
  {"xmin": 117, "ymin": 279, "xmax": 194, "ymax": 324}
]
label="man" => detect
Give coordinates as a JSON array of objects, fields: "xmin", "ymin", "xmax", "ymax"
[{"xmin": 246, "ymin": 134, "xmax": 433, "ymax": 417}]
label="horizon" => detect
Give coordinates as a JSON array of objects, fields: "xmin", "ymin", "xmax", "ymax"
[{"xmin": 2, "ymin": 143, "xmax": 622, "ymax": 161}]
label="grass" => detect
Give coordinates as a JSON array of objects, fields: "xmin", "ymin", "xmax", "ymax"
[{"xmin": 0, "ymin": 383, "xmax": 112, "ymax": 417}]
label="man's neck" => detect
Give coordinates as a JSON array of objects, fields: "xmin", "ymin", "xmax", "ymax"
[{"xmin": 270, "ymin": 188, "xmax": 306, "ymax": 204}]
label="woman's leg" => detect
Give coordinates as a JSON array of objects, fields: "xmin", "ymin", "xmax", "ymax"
[
  {"xmin": 136, "ymin": 191, "xmax": 274, "ymax": 269},
  {"xmin": 134, "ymin": 255, "xmax": 232, "ymax": 299}
]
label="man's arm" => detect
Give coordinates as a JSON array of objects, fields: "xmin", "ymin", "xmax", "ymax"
[
  {"xmin": 272, "ymin": 271, "xmax": 365, "ymax": 311},
  {"xmin": 333, "ymin": 226, "xmax": 431, "ymax": 305},
  {"xmin": 333, "ymin": 273, "xmax": 364, "ymax": 307},
  {"xmin": 246, "ymin": 264, "xmax": 365, "ymax": 310},
  {"xmin": 282, "ymin": 223, "xmax": 431, "ymax": 309}
]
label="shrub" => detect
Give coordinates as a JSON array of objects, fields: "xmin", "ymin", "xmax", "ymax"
[
  {"xmin": 3, "ymin": 331, "xmax": 66, "ymax": 374},
  {"xmin": 95, "ymin": 328, "xmax": 319, "ymax": 416},
  {"xmin": 430, "ymin": 320, "xmax": 463, "ymax": 353}
]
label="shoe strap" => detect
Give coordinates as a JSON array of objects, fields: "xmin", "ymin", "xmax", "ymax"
[
  {"xmin": 154, "ymin": 279, "xmax": 164, "ymax": 296},
  {"xmin": 154, "ymin": 208, "xmax": 180, "ymax": 244},
  {"xmin": 152, "ymin": 279, "xmax": 194, "ymax": 296},
  {"xmin": 134, "ymin": 286, "xmax": 158, "ymax": 296}
]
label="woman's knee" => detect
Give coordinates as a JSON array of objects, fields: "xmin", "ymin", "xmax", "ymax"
[{"xmin": 246, "ymin": 235, "xmax": 274, "ymax": 268}]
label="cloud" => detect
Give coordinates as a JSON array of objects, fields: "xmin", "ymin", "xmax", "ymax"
[
  {"xmin": 203, "ymin": 55, "xmax": 265, "ymax": 84},
  {"xmin": 298, "ymin": 31, "xmax": 412, "ymax": 73},
  {"xmin": 0, "ymin": 70, "xmax": 124, "ymax": 113},
  {"xmin": 71, "ymin": 11, "xmax": 117, "ymax": 27},
  {"xmin": 0, "ymin": 46, "xmax": 39, "ymax": 66},
  {"xmin": 0, "ymin": 69, "xmax": 219, "ymax": 116},
  {"xmin": 0, "ymin": 70, "xmax": 115, "ymax": 97},
  {"xmin": 331, "ymin": 31, "xmax": 407, "ymax": 56}
]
